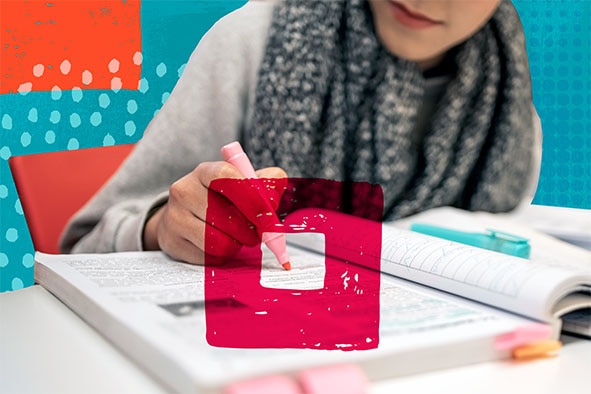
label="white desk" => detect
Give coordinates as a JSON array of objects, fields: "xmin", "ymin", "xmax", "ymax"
[{"xmin": 1, "ymin": 285, "xmax": 589, "ymax": 394}]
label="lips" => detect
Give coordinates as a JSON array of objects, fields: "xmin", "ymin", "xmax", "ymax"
[{"xmin": 387, "ymin": 1, "xmax": 442, "ymax": 30}]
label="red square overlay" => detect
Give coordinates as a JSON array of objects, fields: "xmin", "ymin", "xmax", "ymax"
[
  {"xmin": 205, "ymin": 178, "xmax": 383, "ymax": 350},
  {"xmin": 1, "ymin": 0, "xmax": 141, "ymax": 94}
]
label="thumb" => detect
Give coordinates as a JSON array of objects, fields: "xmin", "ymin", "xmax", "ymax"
[{"xmin": 255, "ymin": 167, "xmax": 288, "ymax": 211}]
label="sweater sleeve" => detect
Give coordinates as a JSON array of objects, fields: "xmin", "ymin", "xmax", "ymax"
[{"xmin": 59, "ymin": 2, "xmax": 273, "ymax": 253}]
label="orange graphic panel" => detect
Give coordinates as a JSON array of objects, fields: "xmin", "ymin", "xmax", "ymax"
[{"xmin": 1, "ymin": 0, "xmax": 141, "ymax": 94}]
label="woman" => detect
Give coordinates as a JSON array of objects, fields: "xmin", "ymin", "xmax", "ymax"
[{"xmin": 61, "ymin": 0, "xmax": 541, "ymax": 265}]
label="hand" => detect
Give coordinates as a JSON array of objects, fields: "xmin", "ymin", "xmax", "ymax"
[{"xmin": 142, "ymin": 161, "xmax": 287, "ymax": 265}]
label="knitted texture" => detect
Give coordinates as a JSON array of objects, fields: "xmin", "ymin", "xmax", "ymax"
[{"xmin": 245, "ymin": 0, "xmax": 534, "ymax": 219}]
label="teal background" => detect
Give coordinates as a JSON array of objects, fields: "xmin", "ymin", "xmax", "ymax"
[
  {"xmin": 0, "ymin": 0, "xmax": 589, "ymax": 292},
  {"xmin": 513, "ymin": 0, "xmax": 591, "ymax": 208}
]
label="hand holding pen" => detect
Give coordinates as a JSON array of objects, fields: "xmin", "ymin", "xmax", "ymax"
[
  {"xmin": 221, "ymin": 141, "xmax": 291, "ymax": 270},
  {"xmin": 142, "ymin": 142, "xmax": 289, "ymax": 268}
]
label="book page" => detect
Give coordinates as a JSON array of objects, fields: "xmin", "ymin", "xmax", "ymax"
[
  {"xmin": 379, "ymin": 226, "xmax": 590, "ymax": 323},
  {"xmin": 285, "ymin": 208, "xmax": 591, "ymax": 326},
  {"xmin": 35, "ymin": 250, "xmax": 534, "ymax": 392},
  {"xmin": 393, "ymin": 206, "xmax": 591, "ymax": 272},
  {"xmin": 390, "ymin": 207, "xmax": 591, "ymax": 325}
]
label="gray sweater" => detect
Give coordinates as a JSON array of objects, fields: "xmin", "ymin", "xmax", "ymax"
[{"xmin": 60, "ymin": 1, "xmax": 542, "ymax": 254}]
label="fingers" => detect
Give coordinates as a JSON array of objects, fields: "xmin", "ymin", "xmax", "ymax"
[
  {"xmin": 149, "ymin": 161, "xmax": 289, "ymax": 266},
  {"xmin": 255, "ymin": 167, "xmax": 288, "ymax": 211},
  {"xmin": 255, "ymin": 166, "xmax": 287, "ymax": 179},
  {"xmin": 185, "ymin": 163, "xmax": 261, "ymax": 245},
  {"xmin": 156, "ymin": 202, "xmax": 243, "ymax": 264},
  {"xmin": 160, "ymin": 236, "xmax": 225, "ymax": 266},
  {"xmin": 162, "ymin": 177, "xmax": 252, "ymax": 251},
  {"xmin": 206, "ymin": 166, "xmax": 288, "ymax": 234}
]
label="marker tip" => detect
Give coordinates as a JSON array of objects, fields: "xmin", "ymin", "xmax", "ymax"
[{"xmin": 282, "ymin": 261, "xmax": 291, "ymax": 271}]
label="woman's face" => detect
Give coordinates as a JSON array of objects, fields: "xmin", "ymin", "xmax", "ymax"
[{"xmin": 368, "ymin": 0, "xmax": 502, "ymax": 69}]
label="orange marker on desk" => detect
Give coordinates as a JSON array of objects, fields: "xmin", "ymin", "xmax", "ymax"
[
  {"xmin": 221, "ymin": 141, "xmax": 291, "ymax": 271},
  {"xmin": 512, "ymin": 340, "xmax": 562, "ymax": 360}
]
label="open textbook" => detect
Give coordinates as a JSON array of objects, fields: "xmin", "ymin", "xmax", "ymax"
[
  {"xmin": 34, "ymin": 207, "xmax": 591, "ymax": 393},
  {"xmin": 394, "ymin": 206, "xmax": 591, "ymax": 336}
]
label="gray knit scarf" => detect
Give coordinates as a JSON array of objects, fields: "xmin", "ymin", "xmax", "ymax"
[{"xmin": 244, "ymin": 0, "xmax": 534, "ymax": 220}]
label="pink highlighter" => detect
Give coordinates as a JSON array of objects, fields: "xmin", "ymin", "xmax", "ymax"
[{"xmin": 221, "ymin": 141, "xmax": 291, "ymax": 271}]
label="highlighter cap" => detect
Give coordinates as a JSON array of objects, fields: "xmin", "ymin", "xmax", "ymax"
[
  {"xmin": 221, "ymin": 141, "xmax": 257, "ymax": 178},
  {"xmin": 221, "ymin": 141, "xmax": 245, "ymax": 162}
]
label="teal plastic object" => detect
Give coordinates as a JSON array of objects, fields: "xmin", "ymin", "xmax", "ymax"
[{"xmin": 410, "ymin": 223, "xmax": 531, "ymax": 259}]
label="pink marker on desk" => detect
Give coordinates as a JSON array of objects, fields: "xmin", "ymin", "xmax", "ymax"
[{"xmin": 221, "ymin": 141, "xmax": 291, "ymax": 271}]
